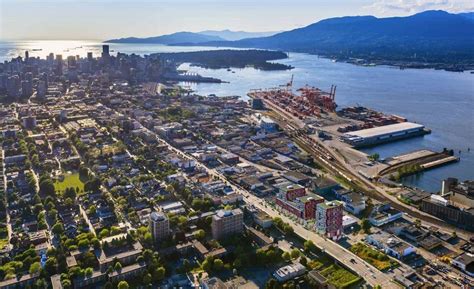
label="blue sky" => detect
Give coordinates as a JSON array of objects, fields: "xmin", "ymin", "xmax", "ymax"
[{"xmin": 0, "ymin": 0, "xmax": 472, "ymax": 40}]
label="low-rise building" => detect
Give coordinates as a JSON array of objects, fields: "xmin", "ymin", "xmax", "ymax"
[
  {"xmin": 452, "ymin": 253, "xmax": 474, "ymax": 277},
  {"xmin": 333, "ymin": 188, "xmax": 366, "ymax": 215},
  {"xmin": 275, "ymin": 191, "xmax": 324, "ymax": 220},
  {"xmin": 108, "ymin": 263, "xmax": 147, "ymax": 282},
  {"xmin": 369, "ymin": 203, "xmax": 403, "ymax": 227},
  {"xmin": 0, "ymin": 274, "xmax": 38, "ymax": 289},
  {"xmin": 307, "ymin": 270, "xmax": 334, "ymax": 289},
  {"xmin": 273, "ymin": 263, "xmax": 306, "ymax": 282},
  {"xmin": 366, "ymin": 231, "xmax": 416, "ymax": 260},
  {"xmin": 252, "ymin": 210, "xmax": 273, "ymax": 229},
  {"xmin": 259, "ymin": 116, "xmax": 278, "ymax": 133},
  {"xmin": 421, "ymin": 194, "xmax": 474, "ymax": 231},
  {"xmin": 276, "ymin": 183, "xmax": 306, "ymax": 200}
]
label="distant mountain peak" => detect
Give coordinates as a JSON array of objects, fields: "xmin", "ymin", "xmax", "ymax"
[
  {"xmin": 105, "ymin": 32, "xmax": 224, "ymax": 44},
  {"xmin": 197, "ymin": 30, "xmax": 279, "ymax": 41}
]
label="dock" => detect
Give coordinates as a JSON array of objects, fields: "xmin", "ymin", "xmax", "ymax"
[
  {"xmin": 421, "ymin": 156, "xmax": 459, "ymax": 170},
  {"xmin": 378, "ymin": 149, "xmax": 459, "ymax": 178}
]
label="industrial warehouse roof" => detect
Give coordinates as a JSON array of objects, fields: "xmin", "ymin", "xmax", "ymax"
[{"xmin": 345, "ymin": 122, "xmax": 424, "ymax": 138}]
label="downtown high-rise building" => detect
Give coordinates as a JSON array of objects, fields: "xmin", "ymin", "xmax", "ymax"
[{"xmin": 6, "ymin": 75, "xmax": 21, "ymax": 100}]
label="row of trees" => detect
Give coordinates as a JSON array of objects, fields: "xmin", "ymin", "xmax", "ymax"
[{"xmin": 273, "ymin": 217, "xmax": 294, "ymax": 235}]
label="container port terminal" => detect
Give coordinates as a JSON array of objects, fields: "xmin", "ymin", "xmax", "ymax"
[{"xmin": 248, "ymin": 78, "xmax": 470, "ymax": 238}]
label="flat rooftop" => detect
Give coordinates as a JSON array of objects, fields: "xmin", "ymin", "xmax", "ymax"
[{"xmin": 346, "ymin": 122, "xmax": 424, "ymax": 139}]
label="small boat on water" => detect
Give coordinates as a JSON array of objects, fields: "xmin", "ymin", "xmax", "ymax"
[{"xmin": 32, "ymin": 48, "xmax": 42, "ymax": 51}]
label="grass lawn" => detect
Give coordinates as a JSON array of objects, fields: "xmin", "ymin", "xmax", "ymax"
[
  {"xmin": 350, "ymin": 243, "xmax": 398, "ymax": 271},
  {"xmin": 54, "ymin": 173, "xmax": 85, "ymax": 195},
  {"xmin": 320, "ymin": 264, "xmax": 361, "ymax": 289},
  {"xmin": 307, "ymin": 254, "xmax": 333, "ymax": 270}
]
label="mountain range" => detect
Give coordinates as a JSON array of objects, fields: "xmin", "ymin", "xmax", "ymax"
[
  {"xmin": 105, "ymin": 10, "xmax": 474, "ymax": 66},
  {"xmin": 196, "ymin": 11, "xmax": 474, "ymax": 63},
  {"xmin": 197, "ymin": 30, "xmax": 279, "ymax": 41},
  {"xmin": 105, "ymin": 30, "xmax": 278, "ymax": 44},
  {"xmin": 105, "ymin": 32, "xmax": 224, "ymax": 45}
]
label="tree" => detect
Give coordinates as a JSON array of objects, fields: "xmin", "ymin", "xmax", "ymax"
[
  {"xmin": 265, "ymin": 278, "xmax": 279, "ymax": 289},
  {"xmin": 82, "ymin": 252, "xmax": 97, "ymax": 268},
  {"xmin": 143, "ymin": 273, "xmax": 152, "ymax": 285},
  {"xmin": 61, "ymin": 279, "xmax": 72, "ymax": 289},
  {"xmin": 182, "ymin": 259, "xmax": 191, "ymax": 272},
  {"xmin": 195, "ymin": 229, "xmax": 205, "ymax": 240},
  {"xmin": 64, "ymin": 187, "xmax": 77, "ymax": 200},
  {"xmin": 88, "ymin": 205, "xmax": 97, "ymax": 215},
  {"xmin": 361, "ymin": 218, "xmax": 372, "ymax": 234},
  {"xmin": 52, "ymin": 222, "xmax": 64, "ymax": 235},
  {"xmin": 84, "ymin": 267, "xmax": 93, "ymax": 276},
  {"xmin": 300, "ymin": 256, "xmax": 307, "ymax": 267},
  {"xmin": 114, "ymin": 262, "xmax": 122, "ymax": 272},
  {"xmin": 78, "ymin": 239, "xmax": 90, "ymax": 249},
  {"xmin": 35, "ymin": 278, "xmax": 48, "ymax": 289},
  {"xmin": 44, "ymin": 257, "xmax": 58, "ymax": 275},
  {"xmin": 99, "ymin": 228, "xmax": 109, "ymax": 239},
  {"xmin": 282, "ymin": 252, "xmax": 291, "ymax": 262},
  {"xmin": 368, "ymin": 153, "xmax": 380, "ymax": 161},
  {"xmin": 79, "ymin": 165, "xmax": 89, "ymax": 179},
  {"xmin": 84, "ymin": 178, "xmax": 101, "ymax": 192},
  {"xmin": 29, "ymin": 262, "xmax": 41, "ymax": 275},
  {"xmin": 213, "ymin": 258, "xmax": 224, "ymax": 271},
  {"xmin": 144, "ymin": 232, "xmax": 153, "ymax": 246},
  {"xmin": 414, "ymin": 219, "xmax": 422, "ymax": 228},
  {"xmin": 290, "ymin": 249, "xmax": 300, "ymax": 259},
  {"xmin": 202, "ymin": 259, "xmax": 212, "ymax": 272},
  {"xmin": 233, "ymin": 258, "xmax": 242, "ymax": 269},
  {"xmin": 64, "ymin": 197, "xmax": 74, "ymax": 207},
  {"xmin": 39, "ymin": 179, "xmax": 55, "ymax": 196},
  {"xmin": 304, "ymin": 240, "xmax": 317, "ymax": 253},
  {"xmin": 153, "ymin": 267, "xmax": 165, "ymax": 281},
  {"xmin": 48, "ymin": 209, "xmax": 58, "ymax": 221},
  {"xmin": 111, "ymin": 226, "xmax": 122, "ymax": 235},
  {"xmin": 91, "ymin": 238, "xmax": 101, "ymax": 249},
  {"xmin": 117, "ymin": 281, "xmax": 129, "ymax": 289}
]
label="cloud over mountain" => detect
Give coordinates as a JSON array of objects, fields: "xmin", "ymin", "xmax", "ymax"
[{"xmin": 368, "ymin": 0, "xmax": 474, "ymax": 15}]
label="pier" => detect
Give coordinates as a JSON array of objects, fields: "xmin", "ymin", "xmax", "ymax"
[{"xmin": 378, "ymin": 149, "xmax": 460, "ymax": 178}]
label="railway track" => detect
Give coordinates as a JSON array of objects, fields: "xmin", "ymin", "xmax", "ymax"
[{"xmin": 265, "ymin": 107, "xmax": 473, "ymax": 238}]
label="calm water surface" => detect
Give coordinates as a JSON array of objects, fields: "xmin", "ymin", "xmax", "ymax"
[{"xmin": 2, "ymin": 41, "xmax": 473, "ymax": 192}]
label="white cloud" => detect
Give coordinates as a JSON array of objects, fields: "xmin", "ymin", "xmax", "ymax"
[{"xmin": 367, "ymin": 0, "xmax": 474, "ymax": 15}]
